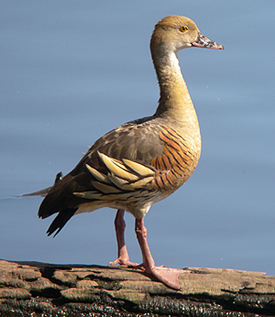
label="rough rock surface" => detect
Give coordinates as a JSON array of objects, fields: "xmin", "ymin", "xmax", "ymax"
[{"xmin": 0, "ymin": 260, "xmax": 274, "ymax": 316}]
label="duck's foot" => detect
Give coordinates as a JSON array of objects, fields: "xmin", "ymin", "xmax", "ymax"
[
  {"xmin": 127, "ymin": 262, "xmax": 190, "ymax": 290},
  {"xmin": 147, "ymin": 266, "xmax": 189, "ymax": 290},
  {"xmin": 109, "ymin": 256, "xmax": 139, "ymax": 267},
  {"xmin": 135, "ymin": 217, "xmax": 189, "ymax": 290}
]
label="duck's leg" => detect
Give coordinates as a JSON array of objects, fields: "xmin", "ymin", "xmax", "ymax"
[
  {"xmin": 135, "ymin": 218, "xmax": 187, "ymax": 290},
  {"xmin": 109, "ymin": 209, "xmax": 139, "ymax": 266}
]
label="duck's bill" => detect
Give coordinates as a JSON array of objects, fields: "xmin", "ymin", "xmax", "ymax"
[{"xmin": 192, "ymin": 32, "xmax": 224, "ymax": 50}]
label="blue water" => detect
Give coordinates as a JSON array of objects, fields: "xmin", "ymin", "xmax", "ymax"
[{"xmin": 1, "ymin": 1, "xmax": 274, "ymax": 276}]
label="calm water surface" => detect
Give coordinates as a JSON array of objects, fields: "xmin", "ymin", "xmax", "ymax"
[{"xmin": 1, "ymin": 1, "xmax": 274, "ymax": 276}]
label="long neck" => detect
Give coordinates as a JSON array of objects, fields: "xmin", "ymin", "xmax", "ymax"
[
  {"xmin": 151, "ymin": 45, "xmax": 201, "ymax": 150},
  {"xmin": 153, "ymin": 51, "xmax": 191, "ymax": 117}
]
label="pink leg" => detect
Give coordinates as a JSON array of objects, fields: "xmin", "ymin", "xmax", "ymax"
[
  {"xmin": 135, "ymin": 218, "xmax": 188, "ymax": 290},
  {"xmin": 109, "ymin": 209, "xmax": 138, "ymax": 266}
]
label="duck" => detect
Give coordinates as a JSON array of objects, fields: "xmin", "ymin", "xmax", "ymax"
[{"xmin": 38, "ymin": 15, "xmax": 224, "ymax": 290}]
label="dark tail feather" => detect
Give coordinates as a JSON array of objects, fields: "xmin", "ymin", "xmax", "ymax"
[
  {"xmin": 23, "ymin": 172, "xmax": 63, "ymax": 198},
  {"xmin": 47, "ymin": 208, "xmax": 77, "ymax": 237}
]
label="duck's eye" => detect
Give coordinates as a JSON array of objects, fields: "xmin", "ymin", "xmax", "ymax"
[{"xmin": 179, "ymin": 25, "xmax": 189, "ymax": 32}]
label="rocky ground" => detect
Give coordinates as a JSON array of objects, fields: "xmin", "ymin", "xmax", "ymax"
[{"xmin": 0, "ymin": 260, "xmax": 274, "ymax": 316}]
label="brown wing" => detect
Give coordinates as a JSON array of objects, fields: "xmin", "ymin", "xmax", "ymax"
[
  {"xmin": 77, "ymin": 116, "xmax": 164, "ymax": 172},
  {"xmin": 38, "ymin": 116, "xmax": 164, "ymax": 219}
]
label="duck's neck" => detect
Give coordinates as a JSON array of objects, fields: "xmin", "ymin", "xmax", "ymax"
[
  {"xmin": 153, "ymin": 51, "xmax": 191, "ymax": 116},
  {"xmin": 152, "ymin": 48, "xmax": 201, "ymax": 149}
]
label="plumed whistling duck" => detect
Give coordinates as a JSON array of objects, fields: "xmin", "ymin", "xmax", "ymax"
[{"xmin": 38, "ymin": 15, "xmax": 224, "ymax": 290}]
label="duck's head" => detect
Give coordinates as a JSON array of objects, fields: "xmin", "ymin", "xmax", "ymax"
[{"xmin": 150, "ymin": 15, "xmax": 224, "ymax": 56}]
